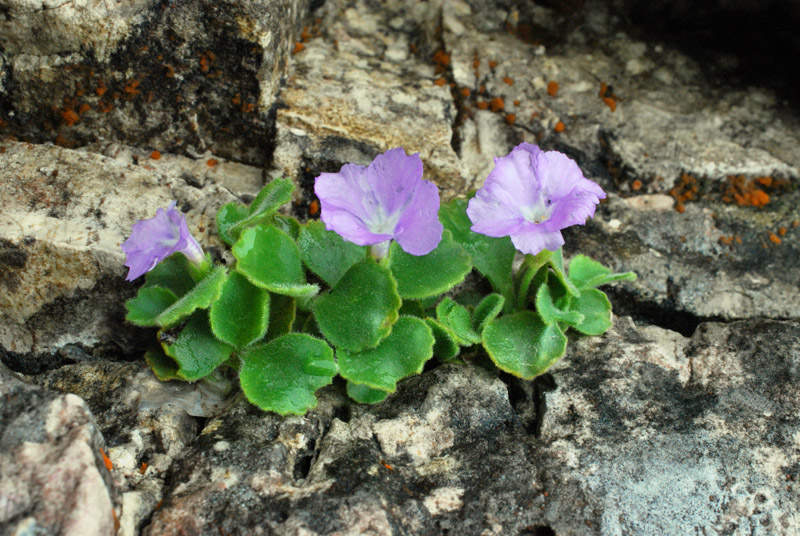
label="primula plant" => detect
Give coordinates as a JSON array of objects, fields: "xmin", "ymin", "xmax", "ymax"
[{"xmin": 123, "ymin": 144, "xmax": 635, "ymax": 415}]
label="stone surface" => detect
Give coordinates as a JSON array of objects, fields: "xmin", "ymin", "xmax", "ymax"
[
  {"xmin": 2, "ymin": 0, "xmax": 800, "ymax": 534},
  {"xmin": 0, "ymin": 140, "xmax": 240, "ymax": 371},
  {"xmin": 0, "ymin": 363, "xmax": 115, "ymax": 536},
  {"xmin": 0, "ymin": 0, "xmax": 310, "ymax": 165},
  {"xmin": 534, "ymin": 317, "xmax": 800, "ymax": 535}
]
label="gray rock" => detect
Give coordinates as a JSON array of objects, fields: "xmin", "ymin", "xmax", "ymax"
[
  {"xmin": 0, "ymin": 363, "xmax": 116, "ymax": 536},
  {"xmin": 0, "ymin": 140, "xmax": 239, "ymax": 372},
  {"xmin": 534, "ymin": 317, "xmax": 800, "ymax": 535},
  {"xmin": 0, "ymin": 0, "xmax": 310, "ymax": 165},
  {"xmin": 564, "ymin": 190, "xmax": 800, "ymax": 324}
]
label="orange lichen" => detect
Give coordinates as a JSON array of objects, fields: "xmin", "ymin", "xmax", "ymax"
[
  {"xmin": 505, "ymin": 113, "xmax": 516, "ymax": 125},
  {"xmin": 599, "ymin": 82, "xmax": 617, "ymax": 112},
  {"xmin": 123, "ymin": 80, "xmax": 141, "ymax": 96},
  {"xmin": 769, "ymin": 232, "xmax": 781, "ymax": 245},
  {"xmin": 502, "ymin": 76, "xmax": 514, "ymax": 85},
  {"xmin": 207, "ymin": 158, "xmax": 218, "ymax": 167},
  {"xmin": 460, "ymin": 87, "xmax": 471, "ymax": 97},
  {"xmin": 199, "ymin": 52, "xmax": 212, "ymax": 72},
  {"xmin": 241, "ymin": 102, "xmax": 255, "ymax": 113},
  {"xmin": 669, "ymin": 173, "xmax": 699, "ymax": 213},
  {"xmin": 292, "ymin": 41, "xmax": 304, "ymax": 54},
  {"xmin": 433, "ymin": 50, "xmax": 450, "ymax": 73},
  {"xmin": 631, "ymin": 179, "xmax": 642, "ymax": 191},
  {"xmin": 434, "ymin": 78, "xmax": 446, "ymax": 86},
  {"xmin": 513, "ymin": 99, "xmax": 520, "ymax": 106},
  {"xmin": 309, "ymin": 199, "xmax": 320, "ymax": 216},
  {"xmin": 547, "ymin": 81, "xmax": 559, "ymax": 97},
  {"xmin": 96, "ymin": 80, "xmax": 107, "ymax": 96},
  {"xmin": 150, "ymin": 150, "xmax": 161, "ymax": 160},
  {"xmin": 554, "ymin": 121, "xmax": 565, "ymax": 133},
  {"xmin": 757, "ymin": 176, "xmax": 773, "ymax": 187},
  {"xmin": 98, "ymin": 101, "xmax": 113, "ymax": 113},
  {"xmin": 78, "ymin": 104, "xmax": 91, "ymax": 114},
  {"xmin": 164, "ymin": 64, "xmax": 175, "ymax": 78},
  {"xmin": 489, "ymin": 97, "xmax": 504, "ymax": 112},
  {"xmin": 778, "ymin": 227, "xmax": 787, "ymax": 236},
  {"xmin": 232, "ymin": 93, "xmax": 242, "ymax": 105},
  {"xmin": 139, "ymin": 462, "xmax": 149, "ymax": 474},
  {"xmin": 794, "ymin": 221, "xmax": 800, "ymax": 228},
  {"xmin": 722, "ymin": 176, "xmax": 770, "ymax": 208},
  {"xmin": 100, "ymin": 448, "xmax": 113, "ymax": 471},
  {"xmin": 61, "ymin": 108, "xmax": 80, "ymax": 126},
  {"xmin": 476, "ymin": 101, "xmax": 488, "ymax": 110},
  {"xmin": 488, "ymin": 60, "xmax": 497, "ymax": 69}
]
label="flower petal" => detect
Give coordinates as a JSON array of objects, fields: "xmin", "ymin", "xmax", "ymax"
[
  {"xmin": 366, "ymin": 148, "xmax": 425, "ymax": 217},
  {"xmin": 121, "ymin": 202, "xmax": 204, "ymax": 281},
  {"xmin": 393, "ymin": 180, "xmax": 443, "ymax": 255},
  {"xmin": 510, "ymin": 226, "xmax": 565, "ymax": 256}
]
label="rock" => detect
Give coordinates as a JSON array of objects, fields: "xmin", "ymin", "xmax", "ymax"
[
  {"xmin": 563, "ymin": 187, "xmax": 800, "ymax": 325},
  {"xmin": 145, "ymin": 365, "xmax": 546, "ymax": 536},
  {"xmin": 272, "ymin": 0, "xmax": 465, "ymax": 205},
  {"xmin": 32, "ymin": 359, "xmax": 234, "ymax": 536},
  {"xmin": 533, "ymin": 317, "xmax": 800, "ymax": 535},
  {"xmin": 0, "ymin": 140, "xmax": 239, "ymax": 372},
  {"xmin": 0, "ymin": 0, "xmax": 311, "ymax": 165},
  {"xmin": 0, "ymin": 363, "xmax": 116, "ymax": 536}
]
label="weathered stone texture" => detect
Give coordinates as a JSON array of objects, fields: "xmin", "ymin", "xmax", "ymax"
[
  {"xmin": 0, "ymin": 141, "xmax": 239, "ymax": 369},
  {"xmin": 0, "ymin": 363, "xmax": 115, "ymax": 536},
  {"xmin": 0, "ymin": 0, "xmax": 310, "ymax": 165}
]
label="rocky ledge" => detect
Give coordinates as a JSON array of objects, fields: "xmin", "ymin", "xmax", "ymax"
[{"xmin": 1, "ymin": 0, "xmax": 798, "ymax": 534}]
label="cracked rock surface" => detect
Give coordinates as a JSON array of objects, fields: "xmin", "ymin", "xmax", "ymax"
[{"xmin": 1, "ymin": 0, "xmax": 799, "ymax": 534}]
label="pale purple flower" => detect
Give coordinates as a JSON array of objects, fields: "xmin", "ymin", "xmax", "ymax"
[
  {"xmin": 121, "ymin": 201, "xmax": 205, "ymax": 281},
  {"xmin": 467, "ymin": 143, "xmax": 605, "ymax": 255},
  {"xmin": 314, "ymin": 147, "xmax": 443, "ymax": 256}
]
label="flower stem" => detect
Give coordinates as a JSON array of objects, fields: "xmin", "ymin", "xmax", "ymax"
[
  {"xmin": 516, "ymin": 249, "xmax": 553, "ymax": 311},
  {"xmin": 369, "ymin": 240, "xmax": 391, "ymax": 260}
]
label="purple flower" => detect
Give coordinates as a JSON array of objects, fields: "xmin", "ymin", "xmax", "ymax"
[
  {"xmin": 121, "ymin": 201, "xmax": 205, "ymax": 281},
  {"xmin": 467, "ymin": 143, "xmax": 605, "ymax": 255},
  {"xmin": 314, "ymin": 147, "xmax": 443, "ymax": 256}
]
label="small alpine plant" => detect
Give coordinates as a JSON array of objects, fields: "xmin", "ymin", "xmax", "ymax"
[{"xmin": 123, "ymin": 145, "xmax": 634, "ymax": 415}]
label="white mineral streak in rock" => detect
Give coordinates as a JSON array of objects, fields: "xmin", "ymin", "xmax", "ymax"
[
  {"xmin": 372, "ymin": 408, "xmax": 455, "ymax": 465},
  {"xmin": 423, "ymin": 487, "xmax": 465, "ymax": 515}
]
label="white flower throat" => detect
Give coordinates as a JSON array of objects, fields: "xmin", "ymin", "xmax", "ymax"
[{"xmin": 520, "ymin": 192, "xmax": 554, "ymax": 224}]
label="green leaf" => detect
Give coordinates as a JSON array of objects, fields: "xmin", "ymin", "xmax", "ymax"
[
  {"xmin": 472, "ymin": 293, "xmax": 504, "ymax": 333},
  {"xmin": 347, "ymin": 381, "xmax": 390, "ymax": 404},
  {"xmin": 154, "ymin": 266, "xmax": 228, "ymax": 328},
  {"xmin": 440, "ymin": 198, "xmax": 516, "ymax": 304},
  {"xmin": 233, "ymin": 225, "xmax": 319, "ymax": 298},
  {"xmin": 482, "ymin": 311, "xmax": 567, "ymax": 379},
  {"xmin": 126, "ymin": 287, "xmax": 178, "ymax": 326},
  {"xmin": 298, "ymin": 220, "xmax": 367, "ymax": 287},
  {"xmin": 217, "ymin": 202, "xmax": 250, "ymax": 246},
  {"xmin": 568, "ymin": 254, "xmax": 637, "ymax": 289},
  {"xmin": 209, "ymin": 271, "xmax": 270, "ymax": 348},
  {"xmin": 145, "ymin": 347, "xmax": 181, "ymax": 381},
  {"xmin": 425, "ymin": 318, "xmax": 461, "ymax": 361},
  {"xmin": 163, "ymin": 312, "xmax": 234, "ymax": 381},
  {"xmin": 143, "ymin": 254, "xmax": 198, "ymax": 296},
  {"xmin": 388, "ymin": 229, "xmax": 472, "ymax": 299},
  {"xmin": 239, "ymin": 334, "xmax": 337, "ymax": 415},
  {"xmin": 445, "ymin": 304, "xmax": 481, "ymax": 345},
  {"xmin": 272, "ymin": 214, "xmax": 301, "ymax": 241},
  {"xmin": 548, "ymin": 249, "xmax": 580, "ymax": 298},
  {"xmin": 313, "ymin": 259, "xmax": 401, "ymax": 352},
  {"xmin": 569, "ymin": 288, "xmax": 612, "ymax": 335},
  {"xmin": 398, "ymin": 300, "xmax": 426, "ymax": 318},
  {"xmin": 265, "ymin": 293, "xmax": 296, "ymax": 341},
  {"xmin": 536, "ymin": 283, "xmax": 584, "ymax": 326},
  {"xmin": 435, "ymin": 297, "xmax": 480, "ymax": 345},
  {"xmin": 337, "ymin": 317, "xmax": 434, "ymax": 392},
  {"xmin": 229, "ymin": 179, "xmax": 295, "ymax": 237}
]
